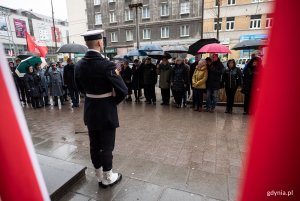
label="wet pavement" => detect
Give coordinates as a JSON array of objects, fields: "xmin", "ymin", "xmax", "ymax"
[{"xmin": 24, "ymin": 94, "xmax": 249, "ymax": 201}]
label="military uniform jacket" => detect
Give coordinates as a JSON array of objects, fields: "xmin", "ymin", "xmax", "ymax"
[{"xmin": 75, "ymin": 50, "xmax": 128, "ymax": 130}]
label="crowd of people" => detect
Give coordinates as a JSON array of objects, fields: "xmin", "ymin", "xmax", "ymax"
[
  {"xmin": 8, "ymin": 54, "xmax": 260, "ymax": 115},
  {"xmin": 117, "ymin": 53, "xmax": 261, "ymax": 115},
  {"xmin": 9, "ymin": 58, "xmax": 79, "ymax": 109}
]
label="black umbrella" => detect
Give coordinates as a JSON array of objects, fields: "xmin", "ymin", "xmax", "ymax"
[
  {"xmin": 188, "ymin": 38, "xmax": 220, "ymax": 55},
  {"xmin": 232, "ymin": 40, "xmax": 267, "ymax": 50},
  {"xmin": 57, "ymin": 43, "xmax": 88, "ymax": 54},
  {"xmin": 112, "ymin": 54, "xmax": 132, "ymax": 62},
  {"xmin": 147, "ymin": 51, "xmax": 172, "ymax": 60}
]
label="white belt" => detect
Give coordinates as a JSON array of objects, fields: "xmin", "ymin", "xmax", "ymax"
[{"xmin": 86, "ymin": 92, "xmax": 112, "ymax": 99}]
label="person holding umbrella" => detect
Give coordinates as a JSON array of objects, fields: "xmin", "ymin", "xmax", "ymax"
[
  {"xmin": 205, "ymin": 54, "xmax": 225, "ymax": 112},
  {"xmin": 45, "ymin": 62, "xmax": 64, "ymax": 107},
  {"xmin": 16, "ymin": 58, "xmax": 31, "ymax": 105},
  {"xmin": 24, "ymin": 66, "xmax": 42, "ymax": 109},
  {"xmin": 222, "ymin": 59, "xmax": 242, "ymax": 114}
]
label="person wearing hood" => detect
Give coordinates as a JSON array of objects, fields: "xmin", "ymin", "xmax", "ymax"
[
  {"xmin": 24, "ymin": 66, "xmax": 42, "ymax": 109},
  {"xmin": 45, "ymin": 62, "xmax": 64, "ymax": 106},
  {"xmin": 192, "ymin": 60, "xmax": 208, "ymax": 112}
]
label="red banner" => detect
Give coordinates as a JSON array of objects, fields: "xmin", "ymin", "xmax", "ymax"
[
  {"xmin": 0, "ymin": 44, "xmax": 50, "ymax": 200},
  {"xmin": 51, "ymin": 27, "xmax": 61, "ymax": 42},
  {"xmin": 238, "ymin": 0, "xmax": 300, "ymax": 201},
  {"xmin": 26, "ymin": 31, "xmax": 48, "ymax": 57}
]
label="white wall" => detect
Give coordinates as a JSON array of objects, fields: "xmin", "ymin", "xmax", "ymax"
[{"xmin": 66, "ymin": 0, "xmax": 87, "ymax": 45}]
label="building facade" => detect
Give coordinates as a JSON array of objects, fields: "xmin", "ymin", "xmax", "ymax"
[
  {"xmin": 0, "ymin": 6, "xmax": 69, "ymax": 61},
  {"xmin": 203, "ymin": 0, "xmax": 273, "ymax": 59},
  {"xmin": 85, "ymin": 0, "xmax": 204, "ymax": 58}
]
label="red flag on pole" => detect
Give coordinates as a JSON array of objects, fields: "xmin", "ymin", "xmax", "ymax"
[
  {"xmin": 238, "ymin": 0, "xmax": 300, "ymax": 201},
  {"xmin": 25, "ymin": 31, "xmax": 48, "ymax": 57},
  {"xmin": 0, "ymin": 44, "xmax": 49, "ymax": 200}
]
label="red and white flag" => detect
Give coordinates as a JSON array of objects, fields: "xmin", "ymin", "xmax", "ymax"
[
  {"xmin": 238, "ymin": 0, "xmax": 300, "ymax": 200},
  {"xmin": 26, "ymin": 32, "xmax": 48, "ymax": 58},
  {"xmin": 0, "ymin": 44, "xmax": 49, "ymax": 200}
]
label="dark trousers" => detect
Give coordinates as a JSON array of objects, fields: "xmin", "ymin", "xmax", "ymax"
[
  {"xmin": 193, "ymin": 89, "xmax": 204, "ymax": 109},
  {"xmin": 225, "ymin": 87, "xmax": 237, "ymax": 112},
  {"xmin": 144, "ymin": 84, "xmax": 156, "ymax": 103},
  {"xmin": 30, "ymin": 97, "xmax": 40, "ymax": 108},
  {"xmin": 53, "ymin": 96, "xmax": 64, "ymax": 105},
  {"xmin": 133, "ymin": 89, "xmax": 142, "ymax": 100},
  {"xmin": 173, "ymin": 90, "xmax": 184, "ymax": 106},
  {"xmin": 40, "ymin": 96, "xmax": 49, "ymax": 106},
  {"xmin": 19, "ymin": 81, "xmax": 30, "ymax": 103},
  {"xmin": 244, "ymin": 91, "xmax": 252, "ymax": 113},
  {"xmin": 68, "ymin": 87, "xmax": 79, "ymax": 106},
  {"xmin": 88, "ymin": 128, "xmax": 116, "ymax": 171},
  {"xmin": 161, "ymin": 88, "xmax": 170, "ymax": 104}
]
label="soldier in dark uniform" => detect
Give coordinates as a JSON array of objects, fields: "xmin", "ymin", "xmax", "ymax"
[{"xmin": 75, "ymin": 30, "xmax": 127, "ymax": 188}]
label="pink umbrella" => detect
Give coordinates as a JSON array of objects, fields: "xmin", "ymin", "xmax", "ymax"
[{"xmin": 197, "ymin": 43, "xmax": 231, "ymax": 54}]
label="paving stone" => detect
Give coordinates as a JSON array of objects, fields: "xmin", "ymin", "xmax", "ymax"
[
  {"xmin": 159, "ymin": 188, "xmax": 209, "ymax": 201},
  {"xmin": 112, "ymin": 179, "xmax": 163, "ymax": 201},
  {"xmin": 187, "ymin": 170, "xmax": 228, "ymax": 201}
]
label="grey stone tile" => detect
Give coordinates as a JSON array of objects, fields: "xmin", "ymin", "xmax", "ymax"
[
  {"xmin": 228, "ymin": 177, "xmax": 240, "ymax": 201},
  {"xmin": 70, "ymin": 175, "xmax": 129, "ymax": 201},
  {"xmin": 50, "ymin": 144, "xmax": 78, "ymax": 160},
  {"xmin": 59, "ymin": 192, "xmax": 91, "ymax": 201},
  {"xmin": 35, "ymin": 140, "xmax": 65, "ymax": 156},
  {"xmin": 113, "ymin": 179, "xmax": 163, "ymax": 201},
  {"xmin": 119, "ymin": 157, "xmax": 159, "ymax": 180},
  {"xmin": 187, "ymin": 170, "xmax": 228, "ymax": 201},
  {"xmin": 148, "ymin": 164, "xmax": 189, "ymax": 189},
  {"xmin": 159, "ymin": 188, "xmax": 208, "ymax": 201}
]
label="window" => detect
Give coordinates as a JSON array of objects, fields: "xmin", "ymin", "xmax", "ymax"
[
  {"xmin": 126, "ymin": 30, "xmax": 134, "ymax": 41},
  {"xmin": 266, "ymin": 14, "xmax": 273, "ymax": 28},
  {"xmin": 95, "ymin": 13, "xmax": 102, "ymax": 25},
  {"xmin": 109, "ymin": 12, "xmax": 117, "ymax": 23},
  {"xmin": 214, "ymin": 18, "xmax": 222, "ymax": 31},
  {"xmin": 108, "ymin": 0, "xmax": 116, "ymax": 3},
  {"xmin": 180, "ymin": 2, "xmax": 190, "ymax": 14},
  {"xmin": 215, "ymin": 0, "xmax": 220, "ymax": 6},
  {"xmin": 94, "ymin": 0, "xmax": 100, "ymax": 5},
  {"xmin": 143, "ymin": 29, "xmax": 151, "ymax": 39},
  {"xmin": 180, "ymin": 25, "xmax": 189, "ymax": 37},
  {"xmin": 142, "ymin": 6, "xmax": 150, "ymax": 19},
  {"xmin": 110, "ymin": 32, "xmax": 118, "ymax": 42},
  {"xmin": 160, "ymin": 3, "xmax": 169, "ymax": 16},
  {"xmin": 250, "ymin": 15, "xmax": 261, "ymax": 29},
  {"xmin": 252, "ymin": 0, "xmax": 263, "ymax": 2},
  {"xmin": 226, "ymin": 17, "xmax": 234, "ymax": 31},
  {"xmin": 125, "ymin": 9, "xmax": 133, "ymax": 21},
  {"xmin": 228, "ymin": 0, "xmax": 235, "ymax": 5},
  {"xmin": 161, "ymin": 27, "xmax": 169, "ymax": 38}
]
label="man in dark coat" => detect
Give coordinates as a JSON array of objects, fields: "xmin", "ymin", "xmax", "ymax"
[
  {"xmin": 16, "ymin": 58, "xmax": 31, "ymax": 105},
  {"xmin": 64, "ymin": 58, "xmax": 79, "ymax": 107},
  {"xmin": 205, "ymin": 54, "xmax": 225, "ymax": 112},
  {"xmin": 143, "ymin": 57, "xmax": 157, "ymax": 105},
  {"xmin": 75, "ymin": 30, "xmax": 127, "ymax": 188}
]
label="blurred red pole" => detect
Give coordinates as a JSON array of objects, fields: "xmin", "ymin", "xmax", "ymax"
[{"xmin": 238, "ymin": 0, "xmax": 300, "ymax": 201}]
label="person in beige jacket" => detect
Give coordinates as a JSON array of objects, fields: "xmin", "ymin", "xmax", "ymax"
[{"xmin": 192, "ymin": 60, "xmax": 208, "ymax": 111}]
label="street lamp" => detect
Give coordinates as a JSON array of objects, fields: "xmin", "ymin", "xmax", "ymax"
[{"xmin": 129, "ymin": 2, "xmax": 143, "ymax": 49}]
